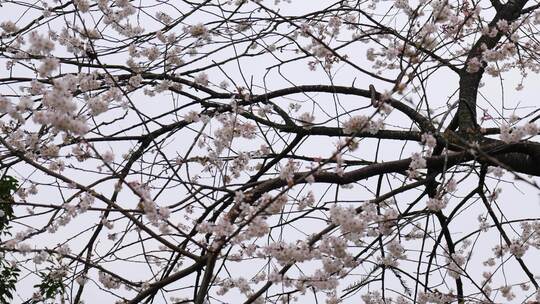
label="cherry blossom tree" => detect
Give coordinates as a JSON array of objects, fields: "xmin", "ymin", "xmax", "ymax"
[{"xmin": 0, "ymin": 0, "xmax": 540, "ymax": 303}]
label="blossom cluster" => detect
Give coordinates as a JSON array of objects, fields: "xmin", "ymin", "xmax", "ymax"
[
  {"xmin": 342, "ymin": 115, "xmax": 384, "ymax": 135},
  {"xmin": 500, "ymin": 121, "xmax": 538, "ymax": 143},
  {"xmin": 31, "ymin": 75, "xmax": 90, "ymax": 135},
  {"xmin": 213, "ymin": 114, "xmax": 257, "ymax": 154},
  {"xmin": 426, "ymin": 197, "xmax": 447, "ymax": 211},
  {"xmin": 407, "ymin": 152, "xmax": 426, "ymax": 179}
]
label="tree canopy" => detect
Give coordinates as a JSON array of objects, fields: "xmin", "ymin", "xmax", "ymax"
[{"xmin": 0, "ymin": 0, "xmax": 539, "ymax": 303}]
